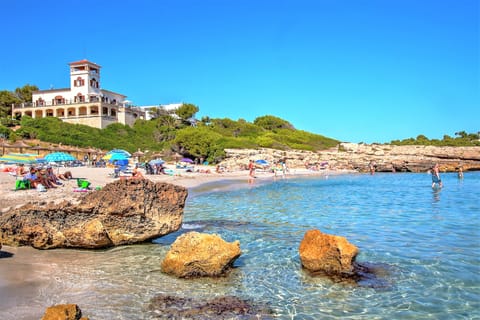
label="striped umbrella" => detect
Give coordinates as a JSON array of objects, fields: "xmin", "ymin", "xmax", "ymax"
[{"xmin": 0, "ymin": 153, "xmax": 43, "ymax": 164}]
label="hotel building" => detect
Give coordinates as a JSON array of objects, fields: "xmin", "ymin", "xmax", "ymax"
[{"xmin": 12, "ymin": 59, "xmax": 145, "ymax": 129}]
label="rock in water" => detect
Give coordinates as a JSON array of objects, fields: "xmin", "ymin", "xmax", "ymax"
[
  {"xmin": 41, "ymin": 304, "xmax": 88, "ymax": 320},
  {"xmin": 0, "ymin": 179, "xmax": 187, "ymax": 249},
  {"xmin": 299, "ymin": 229, "xmax": 358, "ymax": 275},
  {"xmin": 161, "ymin": 231, "xmax": 241, "ymax": 277}
]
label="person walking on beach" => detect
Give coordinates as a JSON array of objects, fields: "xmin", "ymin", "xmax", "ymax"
[
  {"xmin": 431, "ymin": 163, "xmax": 443, "ymax": 188},
  {"xmin": 248, "ymin": 160, "xmax": 255, "ymax": 178}
]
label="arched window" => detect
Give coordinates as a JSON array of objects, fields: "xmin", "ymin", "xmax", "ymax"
[
  {"xmin": 74, "ymin": 77, "xmax": 85, "ymax": 87},
  {"xmin": 90, "ymin": 78, "xmax": 99, "ymax": 88},
  {"xmin": 75, "ymin": 93, "xmax": 85, "ymax": 103}
]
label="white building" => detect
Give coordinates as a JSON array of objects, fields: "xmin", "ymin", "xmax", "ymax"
[
  {"xmin": 142, "ymin": 103, "xmax": 183, "ymax": 120},
  {"xmin": 12, "ymin": 59, "xmax": 145, "ymax": 129}
]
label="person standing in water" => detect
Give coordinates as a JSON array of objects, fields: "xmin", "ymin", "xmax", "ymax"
[
  {"xmin": 458, "ymin": 167, "xmax": 464, "ymax": 179},
  {"xmin": 431, "ymin": 163, "xmax": 443, "ymax": 188}
]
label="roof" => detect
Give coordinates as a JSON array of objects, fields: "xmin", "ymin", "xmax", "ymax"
[
  {"xmin": 69, "ymin": 59, "xmax": 101, "ymax": 68},
  {"xmin": 32, "ymin": 88, "xmax": 70, "ymax": 94},
  {"xmin": 101, "ymin": 89, "xmax": 127, "ymax": 98}
]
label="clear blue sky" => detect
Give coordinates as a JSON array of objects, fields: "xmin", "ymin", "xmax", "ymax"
[{"xmin": 1, "ymin": 0, "xmax": 478, "ymax": 143}]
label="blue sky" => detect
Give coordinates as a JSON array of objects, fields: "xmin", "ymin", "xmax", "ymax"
[{"xmin": 1, "ymin": 0, "xmax": 478, "ymax": 143}]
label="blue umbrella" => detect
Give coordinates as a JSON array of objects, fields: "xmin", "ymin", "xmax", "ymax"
[
  {"xmin": 180, "ymin": 158, "xmax": 194, "ymax": 163},
  {"xmin": 149, "ymin": 159, "xmax": 165, "ymax": 166},
  {"xmin": 103, "ymin": 152, "xmax": 130, "ymax": 161},
  {"xmin": 255, "ymin": 159, "xmax": 269, "ymax": 166},
  {"xmin": 107, "ymin": 149, "xmax": 131, "ymax": 157},
  {"xmin": 45, "ymin": 152, "xmax": 76, "ymax": 162}
]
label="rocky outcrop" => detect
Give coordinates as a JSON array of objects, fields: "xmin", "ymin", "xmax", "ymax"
[
  {"xmin": 220, "ymin": 144, "xmax": 480, "ymax": 173},
  {"xmin": 299, "ymin": 229, "xmax": 358, "ymax": 276},
  {"xmin": 0, "ymin": 179, "xmax": 187, "ymax": 249},
  {"xmin": 161, "ymin": 231, "xmax": 241, "ymax": 278},
  {"xmin": 41, "ymin": 304, "xmax": 89, "ymax": 320}
]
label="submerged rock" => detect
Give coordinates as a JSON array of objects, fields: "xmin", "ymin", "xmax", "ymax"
[
  {"xmin": 161, "ymin": 231, "xmax": 241, "ymax": 278},
  {"xmin": 0, "ymin": 179, "xmax": 187, "ymax": 249},
  {"xmin": 41, "ymin": 304, "xmax": 88, "ymax": 320},
  {"xmin": 299, "ymin": 229, "xmax": 359, "ymax": 276},
  {"xmin": 148, "ymin": 294, "xmax": 274, "ymax": 319}
]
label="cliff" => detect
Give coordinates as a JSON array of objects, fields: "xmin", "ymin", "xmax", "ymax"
[{"xmin": 220, "ymin": 144, "xmax": 480, "ymax": 173}]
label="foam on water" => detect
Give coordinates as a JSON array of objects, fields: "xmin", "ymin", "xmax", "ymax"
[{"xmin": 0, "ymin": 172, "xmax": 479, "ymax": 319}]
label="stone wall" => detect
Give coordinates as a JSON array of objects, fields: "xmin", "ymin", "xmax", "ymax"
[{"xmin": 220, "ymin": 144, "xmax": 480, "ymax": 173}]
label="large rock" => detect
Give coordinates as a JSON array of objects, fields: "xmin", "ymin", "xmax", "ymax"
[
  {"xmin": 161, "ymin": 231, "xmax": 241, "ymax": 277},
  {"xmin": 41, "ymin": 304, "xmax": 88, "ymax": 320},
  {"xmin": 299, "ymin": 229, "xmax": 358, "ymax": 275},
  {"xmin": 0, "ymin": 179, "xmax": 187, "ymax": 249}
]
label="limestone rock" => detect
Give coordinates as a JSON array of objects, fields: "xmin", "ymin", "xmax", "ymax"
[
  {"xmin": 299, "ymin": 229, "xmax": 358, "ymax": 275},
  {"xmin": 0, "ymin": 179, "xmax": 187, "ymax": 249},
  {"xmin": 41, "ymin": 304, "xmax": 88, "ymax": 320},
  {"xmin": 161, "ymin": 231, "xmax": 241, "ymax": 277},
  {"xmin": 220, "ymin": 145, "xmax": 480, "ymax": 173}
]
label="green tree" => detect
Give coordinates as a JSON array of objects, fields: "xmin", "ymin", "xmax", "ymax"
[
  {"xmin": 173, "ymin": 126, "xmax": 223, "ymax": 162},
  {"xmin": 148, "ymin": 105, "xmax": 170, "ymax": 119},
  {"xmin": 175, "ymin": 103, "xmax": 199, "ymax": 124},
  {"xmin": 0, "ymin": 90, "xmax": 20, "ymax": 117},
  {"xmin": 14, "ymin": 84, "xmax": 38, "ymax": 103},
  {"xmin": 253, "ymin": 115, "xmax": 294, "ymax": 131}
]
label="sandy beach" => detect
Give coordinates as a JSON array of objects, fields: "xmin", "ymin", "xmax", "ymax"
[{"xmin": 0, "ymin": 164, "xmax": 339, "ymax": 211}]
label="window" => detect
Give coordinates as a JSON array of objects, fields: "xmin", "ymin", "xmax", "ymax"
[
  {"xmin": 74, "ymin": 77, "xmax": 85, "ymax": 87},
  {"xmin": 90, "ymin": 78, "xmax": 99, "ymax": 88}
]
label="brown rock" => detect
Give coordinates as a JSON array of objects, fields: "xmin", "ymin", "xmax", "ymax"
[
  {"xmin": 161, "ymin": 231, "xmax": 241, "ymax": 277},
  {"xmin": 41, "ymin": 303, "xmax": 88, "ymax": 320},
  {"xmin": 299, "ymin": 229, "xmax": 358, "ymax": 275},
  {"xmin": 0, "ymin": 179, "xmax": 187, "ymax": 249}
]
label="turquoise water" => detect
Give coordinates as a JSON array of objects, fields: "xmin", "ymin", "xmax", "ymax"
[{"xmin": 0, "ymin": 172, "xmax": 479, "ymax": 319}]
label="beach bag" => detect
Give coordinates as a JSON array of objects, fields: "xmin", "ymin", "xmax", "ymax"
[
  {"xmin": 15, "ymin": 179, "xmax": 30, "ymax": 190},
  {"xmin": 37, "ymin": 184, "xmax": 47, "ymax": 192},
  {"xmin": 77, "ymin": 178, "xmax": 91, "ymax": 189}
]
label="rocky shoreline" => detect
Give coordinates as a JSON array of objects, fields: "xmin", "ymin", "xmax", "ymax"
[{"xmin": 221, "ymin": 143, "xmax": 480, "ymax": 173}]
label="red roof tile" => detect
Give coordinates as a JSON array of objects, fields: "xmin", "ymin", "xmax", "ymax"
[{"xmin": 69, "ymin": 59, "xmax": 101, "ymax": 68}]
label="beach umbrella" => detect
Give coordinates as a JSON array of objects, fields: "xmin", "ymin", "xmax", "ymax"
[
  {"xmin": 0, "ymin": 141, "xmax": 11, "ymax": 155},
  {"xmin": 107, "ymin": 149, "xmax": 131, "ymax": 157},
  {"xmin": 0, "ymin": 153, "xmax": 42, "ymax": 165},
  {"xmin": 112, "ymin": 159, "xmax": 129, "ymax": 166},
  {"xmin": 45, "ymin": 152, "xmax": 76, "ymax": 162},
  {"xmin": 103, "ymin": 152, "xmax": 130, "ymax": 161},
  {"xmin": 255, "ymin": 159, "xmax": 269, "ymax": 166},
  {"xmin": 149, "ymin": 159, "xmax": 165, "ymax": 166},
  {"xmin": 180, "ymin": 157, "xmax": 194, "ymax": 163},
  {"xmin": 9, "ymin": 140, "xmax": 31, "ymax": 153}
]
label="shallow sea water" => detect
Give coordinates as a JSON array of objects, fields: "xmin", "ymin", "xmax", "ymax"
[{"xmin": 0, "ymin": 172, "xmax": 479, "ymax": 319}]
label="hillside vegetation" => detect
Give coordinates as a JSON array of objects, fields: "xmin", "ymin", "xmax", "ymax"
[
  {"xmin": 0, "ymin": 112, "xmax": 339, "ymax": 163},
  {"xmin": 390, "ymin": 132, "xmax": 479, "ymax": 147}
]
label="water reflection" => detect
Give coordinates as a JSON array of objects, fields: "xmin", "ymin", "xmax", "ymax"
[{"xmin": 432, "ymin": 188, "xmax": 441, "ymax": 203}]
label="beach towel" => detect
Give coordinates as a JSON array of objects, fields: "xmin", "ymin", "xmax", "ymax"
[
  {"xmin": 15, "ymin": 179, "xmax": 30, "ymax": 191},
  {"xmin": 76, "ymin": 178, "xmax": 91, "ymax": 189}
]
